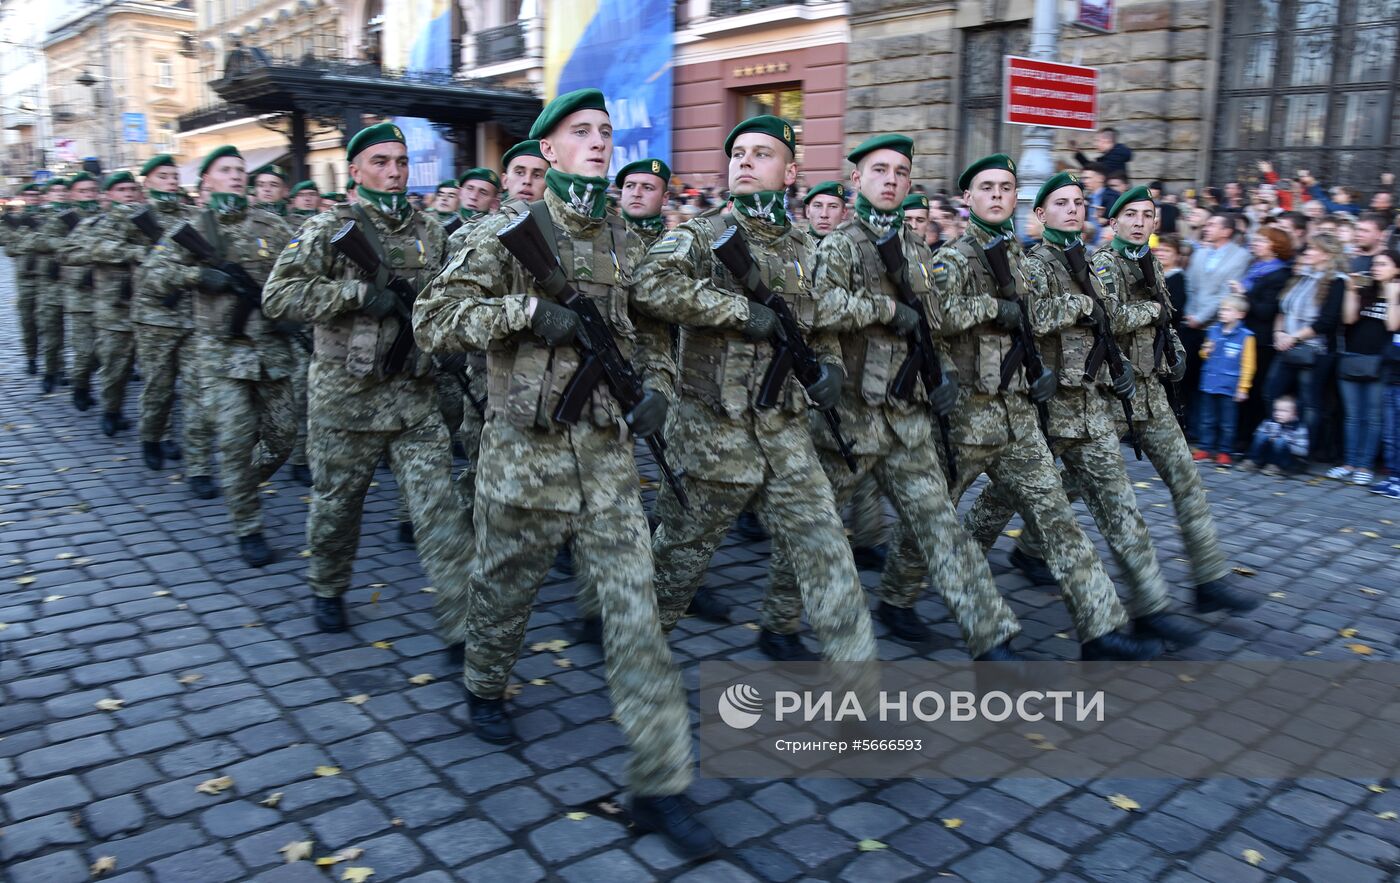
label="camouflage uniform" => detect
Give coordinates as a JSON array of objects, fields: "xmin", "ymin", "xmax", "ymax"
[
  {"xmin": 85, "ymin": 202, "xmax": 149, "ymax": 416},
  {"xmin": 414, "ymin": 187, "xmax": 692, "ymax": 798},
  {"xmin": 132, "ymin": 198, "xmax": 214, "ymax": 476},
  {"xmin": 440, "ymin": 213, "xmax": 495, "ymax": 518},
  {"xmin": 143, "ymin": 204, "xmax": 296, "ymax": 537},
  {"xmin": 763, "ymin": 216, "xmax": 1021, "ymax": 656},
  {"xmin": 1, "ymin": 210, "xmax": 41, "ymax": 364},
  {"xmin": 962, "ymin": 238, "xmax": 1171, "ymax": 619},
  {"xmin": 32, "ymin": 205, "xmax": 98, "ymax": 384},
  {"xmin": 1092, "ymin": 241, "xmax": 1229, "ymax": 586},
  {"xmin": 634, "ymin": 208, "xmax": 878, "ymax": 668},
  {"xmin": 899, "ymin": 221, "xmax": 1129, "ymax": 643},
  {"xmin": 57, "ymin": 211, "xmax": 106, "ymax": 396},
  {"xmin": 262, "ymin": 201, "xmax": 473, "ymax": 634}
]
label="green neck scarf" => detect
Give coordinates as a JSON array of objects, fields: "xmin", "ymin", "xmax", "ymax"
[
  {"xmin": 458, "ymin": 207, "xmax": 482, "ymax": 221},
  {"xmin": 292, "ymin": 208, "xmax": 317, "ymax": 219},
  {"xmin": 73, "ymin": 200, "xmax": 99, "ymax": 212},
  {"xmin": 1111, "ymin": 235, "xmax": 1150, "ymax": 260},
  {"xmin": 855, "ymin": 194, "xmax": 902, "ymax": 234},
  {"xmin": 545, "ymin": 169, "xmax": 608, "ymax": 219},
  {"xmin": 357, "ymin": 184, "xmax": 411, "ymax": 220},
  {"xmin": 1041, "ymin": 226, "xmax": 1080, "ymax": 247},
  {"xmin": 430, "ymin": 209, "xmax": 456, "ymax": 221},
  {"xmin": 731, "ymin": 190, "xmax": 788, "ymax": 227},
  {"xmin": 625, "ymin": 212, "xmax": 666, "ymax": 236},
  {"xmin": 148, "ymin": 190, "xmax": 181, "ymax": 206},
  {"xmin": 209, "ymin": 192, "xmax": 247, "ymax": 216},
  {"xmin": 255, "ymin": 200, "xmax": 287, "ymax": 217},
  {"xmin": 970, "ymin": 211, "xmax": 1014, "ymax": 237}
]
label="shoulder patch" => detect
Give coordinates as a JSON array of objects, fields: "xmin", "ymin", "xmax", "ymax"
[
  {"xmin": 285, "ymin": 238, "xmax": 300, "ymax": 251},
  {"xmin": 651, "ymin": 232, "xmax": 682, "ymax": 255}
]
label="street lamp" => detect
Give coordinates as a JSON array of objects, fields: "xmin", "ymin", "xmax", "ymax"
[{"xmin": 76, "ymin": 68, "xmax": 98, "ymax": 88}]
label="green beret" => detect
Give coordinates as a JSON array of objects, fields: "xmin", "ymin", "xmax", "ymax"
[
  {"xmin": 901, "ymin": 193, "xmax": 930, "ymax": 212},
  {"xmin": 199, "ymin": 145, "xmax": 242, "ymax": 177},
  {"xmin": 614, "ymin": 158, "xmax": 671, "ymax": 189},
  {"xmin": 20, "ymin": 183, "xmax": 38, "ymax": 193},
  {"xmin": 529, "ymin": 88, "xmax": 608, "ymax": 140},
  {"xmin": 140, "ymin": 154, "xmax": 175, "ymax": 177},
  {"xmin": 251, "ymin": 163, "xmax": 288, "ymax": 183},
  {"xmin": 102, "ymin": 171, "xmax": 136, "ymax": 190},
  {"xmin": 501, "ymin": 139, "xmax": 544, "ymax": 169},
  {"xmin": 957, "ymin": 153, "xmax": 1017, "ymax": 192},
  {"xmin": 847, "ymin": 134, "xmax": 914, "ymax": 165},
  {"xmin": 435, "ymin": 179, "xmax": 459, "ymax": 193},
  {"xmin": 323, "ymin": 192, "xmax": 344, "ymax": 202},
  {"xmin": 724, "ymin": 114, "xmax": 797, "ymax": 157},
  {"xmin": 47, "ymin": 178, "xmax": 68, "ymax": 190},
  {"xmin": 458, "ymin": 167, "xmax": 501, "ymax": 189},
  {"xmin": 346, "ymin": 122, "xmax": 406, "ymax": 161},
  {"xmin": 1108, "ymin": 185, "xmax": 1155, "ymax": 219},
  {"xmin": 68, "ymin": 171, "xmax": 95, "ymax": 186},
  {"xmin": 803, "ymin": 181, "xmax": 845, "ymax": 205},
  {"xmin": 1034, "ymin": 171, "xmax": 1085, "ymax": 209},
  {"xmin": 290, "ymin": 180, "xmax": 318, "ymax": 197}
]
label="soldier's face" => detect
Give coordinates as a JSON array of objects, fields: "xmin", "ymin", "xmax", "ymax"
[
  {"xmin": 70, "ymin": 181, "xmax": 99, "ymax": 201},
  {"xmin": 146, "ymin": 166, "xmax": 180, "ymax": 193},
  {"xmin": 293, "ymin": 190, "xmax": 320, "ymax": 210},
  {"xmin": 1111, "ymin": 202, "xmax": 1156, "ymax": 245},
  {"xmin": 1036, "ymin": 185, "xmax": 1086, "ymax": 232},
  {"xmin": 904, "ymin": 209, "xmax": 928, "ymax": 237},
  {"xmin": 728, "ymin": 133, "xmax": 796, "ymax": 195},
  {"xmin": 853, "ymin": 149, "xmax": 911, "ymax": 212},
  {"xmin": 540, "ymin": 110, "xmax": 613, "ymax": 178},
  {"xmin": 254, "ymin": 175, "xmax": 287, "ymax": 204},
  {"xmin": 108, "ymin": 182, "xmax": 141, "ymax": 204},
  {"xmin": 205, "ymin": 156, "xmax": 246, "ymax": 194},
  {"xmin": 432, "ymin": 188, "xmax": 459, "ymax": 212},
  {"xmin": 620, "ymin": 174, "xmax": 666, "ymax": 219},
  {"xmin": 350, "ymin": 143, "xmax": 409, "ymax": 193},
  {"xmin": 23, "ymin": 191, "xmax": 41, "ymax": 206},
  {"xmin": 504, "ymin": 156, "xmax": 548, "ymax": 201},
  {"xmin": 964, "ymin": 170, "xmax": 1017, "ymax": 224},
  {"xmin": 806, "ymin": 195, "xmax": 844, "ymax": 235},
  {"xmin": 47, "ymin": 186, "xmax": 67, "ymax": 204},
  {"xmin": 459, "ymin": 180, "xmax": 498, "ymax": 212}
]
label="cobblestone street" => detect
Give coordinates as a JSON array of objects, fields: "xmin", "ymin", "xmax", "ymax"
[{"xmin": 2, "ymin": 254, "xmax": 1400, "ymax": 883}]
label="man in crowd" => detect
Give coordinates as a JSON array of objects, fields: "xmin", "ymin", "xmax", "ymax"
[
  {"xmin": 1183, "ymin": 213, "xmax": 1250, "ymax": 425},
  {"xmin": 1072, "ymin": 126, "xmax": 1132, "ymax": 178}
]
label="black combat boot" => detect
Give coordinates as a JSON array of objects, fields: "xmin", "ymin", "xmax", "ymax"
[
  {"xmin": 188, "ymin": 475, "xmax": 218, "ymax": 499},
  {"xmin": 26, "ymin": 357, "xmax": 37, "ymax": 376},
  {"xmin": 239, "ymin": 532, "xmax": 274, "ymax": 567},
  {"xmin": 1133, "ymin": 612, "xmax": 1203, "ymax": 648},
  {"xmin": 142, "ymin": 441, "xmax": 164, "ymax": 471},
  {"xmin": 1081, "ymin": 631, "xmax": 1163, "ymax": 661},
  {"xmin": 757, "ymin": 628, "xmax": 820, "ymax": 662},
  {"xmin": 314, "ymin": 596, "xmax": 347, "ymax": 632},
  {"xmin": 553, "ymin": 544, "xmax": 573, "ymax": 575},
  {"xmin": 1008, "ymin": 546, "xmax": 1057, "ymax": 585},
  {"xmin": 1195, "ymin": 578, "xmax": 1260, "ymax": 614},
  {"xmin": 733, "ymin": 510, "xmax": 768, "ymax": 541},
  {"xmin": 446, "ymin": 642, "xmax": 465, "ymax": 666},
  {"xmin": 876, "ymin": 601, "xmax": 931, "ymax": 642},
  {"xmin": 100, "ymin": 412, "xmax": 122, "ymax": 436},
  {"xmin": 851, "ymin": 543, "xmax": 888, "ymax": 571},
  {"xmin": 467, "ymin": 692, "xmax": 518, "ymax": 745},
  {"xmin": 973, "ymin": 640, "xmax": 1041, "ymax": 692},
  {"xmin": 291, "ymin": 464, "xmax": 312, "ymax": 486},
  {"xmin": 72, "ymin": 387, "xmax": 93, "ymax": 411},
  {"xmin": 397, "ymin": 522, "xmax": 415, "ymax": 545},
  {"xmin": 161, "ymin": 439, "xmax": 183, "ymax": 461},
  {"xmin": 630, "ymin": 794, "xmax": 720, "ymax": 861},
  {"xmin": 686, "ymin": 591, "xmax": 730, "ymax": 623},
  {"xmin": 974, "ymin": 641, "xmax": 1028, "ymax": 662},
  {"xmin": 41, "ymin": 373, "xmax": 57, "ymax": 393},
  {"xmin": 578, "ymin": 617, "xmax": 603, "ymax": 645}
]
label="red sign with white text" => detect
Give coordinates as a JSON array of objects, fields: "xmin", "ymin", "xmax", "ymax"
[{"xmin": 1003, "ymin": 55, "xmax": 1098, "ymax": 131}]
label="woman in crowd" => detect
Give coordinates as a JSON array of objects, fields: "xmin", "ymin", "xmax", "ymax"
[
  {"xmin": 1229, "ymin": 227, "xmax": 1293, "ymax": 444},
  {"xmin": 1333, "ymin": 250, "xmax": 1400, "ymax": 486}
]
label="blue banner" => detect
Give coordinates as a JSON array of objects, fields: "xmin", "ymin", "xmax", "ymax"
[
  {"xmin": 122, "ymin": 112, "xmax": 147, "ymax": 144},
  {"xmin": 553, "ymin": 0, "xmax": 673, "ymax": 180},
  {"xmin": 389, "ymin": 0, "xmax": 457, "ymax": 193}
]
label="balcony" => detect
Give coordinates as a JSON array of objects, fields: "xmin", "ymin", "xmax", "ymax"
[
  {"xmin": 710, "ymin": 0, "xmax": 802, "ymax": 15},
  {"xmin": 475, "ymin": 21, "xmax": 525, "ymax": 67},
  {"xmin": 178, "ymin": 101, "xmax": 257, "ymax": 133}
]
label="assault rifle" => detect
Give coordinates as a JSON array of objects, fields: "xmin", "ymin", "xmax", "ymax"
[
  {"xmin": 981, "ymin": 233, "xmax": 1050, "ymax": 436},
  {"xmin": 167, "ymin": 221, "xmax": 264, "ymax": 337},
  {"xmin": 1061, "ymin": 240, "xmax": 1141, "ymax": 459},
  {"xmin": 330, "ymin": 219, "xmax": 419, "ymax": 376}
]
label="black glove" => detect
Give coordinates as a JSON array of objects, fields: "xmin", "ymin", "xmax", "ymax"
[
  {"xmin": 1167, "ymin": 355, "xmax": 1186, "ymax": 383},
  {"xmin": 929, "ymin": 372, "xmax": 959, "ymax": 417},
  {"xmin": 887, "ymin": 302, "xmax": 919, "ymax": 336},
  {"xmin": 806, "ymin": 362, "xmax": 845, "ymax": 410},
  {"xmin": 198, "ymin": 267, "xmax": 233, "ymax": 293},
  {"xmin": 994, "ymin": 298, "xmax": 1022, "ymax": 331},
  {"xmin": 1078, "ymin": 299, "xmax": 1107, "ymax": 328},
  {"xmin": 625, "ymin": 388, "xmax": 669, "ymax": 438},
  {"xmin": 271, "ymin": 320, "xmax": 303, "ymax": 336},
  {"xmin": 361, "ymin": 283, "xmax": 398, "ymax": 319},
  {"xmin": 742, "ymin": 301, "xmax": 777, "ymax": 341},
  {"xmin": 437, "ymin": 353, "xmax": 467, "ymax": 375},
  {"xmin": 1029, "ymin": 367, "xmax": 1057, "ymax": 403},
  {"xmin": 1111, "ymin": 356, "xmax": 1136, "ymax": 400},
  {"xmin": 530, "ymin": 298, "xmax": 580, "ymax": 346}
]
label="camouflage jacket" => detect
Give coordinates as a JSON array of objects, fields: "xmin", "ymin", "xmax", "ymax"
[
  {"xmin": 131, "ymin": 199, "xmax": 199, "ymax": 329},
  {"xmin": 414, "ymin": 188, "xmax": 674, "ymax": 514},
  {"xmin": 810, "ymin": 215, "xmax": 944, "ymax": 454},
  {"xmin": 0, "ymin": 208, "xmax": 44, "ymax": 270},
  {"xmin": 632, "ymin": 208, "xmax": 840, "ymax": 484},
  {"xmin": 84, "ymin": 202, "xmax": 156, "ymax": 332},
  {"xmin": 263, "ymin": 201, "xmax": 448, "ymax": 431},
  {"xmin": 1090, "ymin": 242, "xmax": 1185, "ymax": 423},
  {"xmin": 932, "ymin": 222, "xmax": 1041, "ymax": 447},
  {"xmin": 50, "ymin": 206, "xmax": 104, "ymax": 312},
  {"xmin": 1021, "ymin": 240, "xmax": 1115, "ymax": 441},
  {"xmin": 143, "ymin": 204, "xmax": 294, "ymax": 382}
]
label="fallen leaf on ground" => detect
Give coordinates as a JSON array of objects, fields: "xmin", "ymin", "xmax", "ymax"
[
  {"xmin": 15, "ymin": 575, "xmax": 35, "ymax": 586},
  {"xmin": 503, "ymin": 683, "xmax": 523, "ymax": 698},
  {"xmin": 529, "ymin": 678, "xmax": 551, "ymax": 686},
  {"xmin": 390, "ymin": 817, "xmax": 404, "ymax": 826},
  {"xmin": 565, "ymin": 811, "xmax": 590, "ymax": 821},
  {"xmin": 43, "ymin": 594, "xmax": 65, "ymax": 602},
  {"xmin": 419, "ymin": 586, "xmax": 437, "ymax": 593},
  {"xmin": 371, "ymin": 641, "xmax": 393, "ymax": 650},
  {"xmin": 857, "ymin": 839, "xmax": 887, "ymax": 851},
  {"xmin": 369, "ymin": 582, "xmax": 387, "ymax": 589},
  {"xmin": 408, "ymin": 674, "xmax": 435, "ymax": 685},
  {"xmin": 1367, "ymin": 784, "xmax": 1386, "ymax": 793},
  {"xmin": 261, "ymin": 792, "xmax": 283, "ymax": 808},
  {"xmin": 1231, "ymin": 566, "xmax": 1257, "ymax": 577},
  {"xmin": 553, "ymin": 657, "xmax": 573, "ymax": 669},
  {"xmin": 56, "ymin": 551, "xmax": 75, "ymax": 559},
  {"xmin": 1107, "ymin": 794, "xmax": 1140, "ymax": 812},
  {"xmin": 196, "ymin": 776, "xmax": 234, "ymax": 795},
  {"xmin": 1377, "ymin": 811, "xmax": 1398, "ymax": 821},
  {"xmin": 152, "ymin": 590, "xmax": 170, "ymax": 597},
  {"xmin": 1133, "ymin": 481, "xmax": 1150, "ymax": 489},
  {"xmin": 316, "ymin": 847, "xmax": 365, "ymax": 866},
  {"xmin": 942, "ymin": 818, "xmax": 962, "ymax": 829},
  {"xmin": 177, "ymin": 673, "xmax": 203, "ymax": 685},
  {"xmin": 0, "ymin": 623, "xmax": 8, "ymax": 631},
  {"xmin": 530, "ymin": 639, "xmax": 570, "ymax": 653},
  {"xmin": 1178, "ymin": 674, "xmax": 1196, "ymax": 683},
  {"xmin": 90, "ymin": 856, "xmax": 117, "ymax": 877},
  {"xmin": 1242, "ymin": 848, "xmax": 1265, "ymax": 866},
  {"xmin": 94, "ymin": 698, "xmax": 123, "ymax": 711},
  {"xmin": 298, "ymin": 549, "xmax": 312, "ymax": 558},
  {"xmin": 1362, "ymin": 531, "xmax": 1380, "ymax": 538},
  {"xmin": 279, "ymin": 840, "xmax": 313, "ymax": 863},
  {"xmin": 597, "ymin": 801, "xmax": 622, "ymax": 815},
  {"xmin": 743, "ymin": 622, "xmax": 760, "ymax": 630},
  {"xmin": 314, "ymin": 766, "xmax": 341, "ymax": 777},
  {"xmin": 369, "ymin": 592, "xmax": 380, "ymax": 605},
  {"xmin": 341, "ymin": 868, "xmax": 374, "ymax": 883},
  {"xmin": 1003, "ymin": 528, "xmax": 1022, "ymax": 538},
  {"xmin": 1339, "ymin": 627, "xmax": 1359, "ymax": 638},
  {"xmin": 1359, "ymin": 587, "xmax": 1383, "ymax": 596},
  {"xmin": 1346, "ymin": 643, "xmax": 1375, "ymax": 656},
  {"xmin": 344, "ymin": 695, "xmax": 370, "ymax": 706},
  {"xmin": 1268, "ymin": 592, "xmax": 1286, "ymax": 599}
]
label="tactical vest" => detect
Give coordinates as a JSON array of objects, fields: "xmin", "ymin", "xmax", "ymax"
[
  {"xmin": 486, "ymin": 199, "xmax": 635, "ymax": 431},
  {"xmin": 949, "ymin": 235, "xmax": 1028, "ymax": 394},
  {"xmin": 193, "ymin": 209, "xmax": 282, "ymax": 340},
  {"xmin": 841, "ymin": 220, "xmax": 933, "ymax": 407},
  {"xmin": 1028, "ymin": 242, "xmax": 1102, "ymax": 389},
  {"xmin": 1114, "ymin": 250, "xmax": 1169, "ymax": 378},
  {"xmin": 312, "ymin": 204, "xmax": 434, "ymax": 378},
  {"xmin": 677, "ymin": 213, "xmax": 815, "ymax": 418}
]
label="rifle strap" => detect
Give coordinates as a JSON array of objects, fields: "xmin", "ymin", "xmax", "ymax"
[{"xmin": 526, "ymin": 200, "xmax": 562, "ymax": 266}]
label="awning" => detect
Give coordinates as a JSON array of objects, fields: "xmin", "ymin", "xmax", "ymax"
[{"xmin": 176, "ymin": 145, "xmax": 288, "ymax": 188}]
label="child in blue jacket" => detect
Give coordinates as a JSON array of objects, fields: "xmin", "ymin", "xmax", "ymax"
[{"xmin": 1194, "ymin": 295, "xmax": 1257, "ymax": 465}]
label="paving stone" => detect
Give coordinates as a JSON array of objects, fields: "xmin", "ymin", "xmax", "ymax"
[
  {"xmin": 477, "ymin": 785, "xmax": 554, "ymax": 831},
  {"xmin": 17, "ymin": 734, "xmax": 119, "ymax": 777},
  {"xmin": 951, "ymin": 846, "xmax": 1045, "ymax": 883},
  {"xmin": 826, "ymin": 802, "xmax": 908, "ymax": 841},
  {"xmin": 147, "ymin": 844, "xmax": 244, "ymax": 883},
  {"xmin": 307, "ymin": 800, "xmax": 392, "ymax": 848},
  {"xmin": 85, "ymin": 794, "xmax": 146, "ymax": 839},
  {"xmin": 200, "ymin": 800, "xmax": 281, "ymax": 837},
  {"xmin": 772, "ymin": 824, "xmax": 851, "ymax": 869},
  {"xmin": 5, "ymin": 850, "xmax": 92, "ymax": 883},
  {"xmin": 559, "ymin": 849, "xmax": 654, "ymax": 883},
  {"xmin": 2, "ymin": 774, "xmax": 93, "ymax": 821},
  {"xmin": 419, "ymin": 819, "xmax": 512, "ymax": 866},
  {"xmin": 87, "ymin": 822, "xmax": 206, "ymax": 868},
  {"xmin": 385, "ymin": 786, "xmax": 470, "ymax": 829},
  {"xmin": 458, "ymin": 850, "xmax": 546, "ymax": 883},
  {"xmin": 84, "ymin": 758, "xmax": 163, "ymax": 798},
  {"xmin": 837, "ymin": 850, "xmax": 923, "ymax": 882},
  {"xmin": 353, "ymin": 832, "xmax": 425, "ymax": 878},
  {"xmin": 0, "ymin": 811, "xmax": 87, "ymax": 861},
  {"xmin": 528, "ymin": 814, "xmax": 628, "ymax": 863}
]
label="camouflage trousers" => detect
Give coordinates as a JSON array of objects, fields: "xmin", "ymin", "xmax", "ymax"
[
  {"xmin": 765, "ymin": 439, "xmax": 1021, "ymax": 657},
  {"xmin": 289, "ymin": 344, "xmax": 310, "ymax": 467},
  {"xmin": 136, "ymin": 324, "xmax": 214, "ymax": 476},
  {"xmin": 306, "ymin": 411, "xmax": 473, "ymax": 636},
  {"xmin": 97, "ymin": 328, "xmax": 135, "ymax": 415},
  {"xmin": 465, "ymin": 496, "xmax": 693, "ymax": 797},
  {"xmin": 847, "ymin": 472, "xmax": 887, "ymax": 548},
  {"xmin": 885, "ymin": 434, "xmax": 1129, "ymax": 643},
  {"xmin": 435, "ymin": 371, "xmax": 464, "ymax": 448},
  {"xmin": 15, "ymin": 273, "xmax": 38, "ymax": 361},
  {"xmin": 963, "ymin": 430, "xmax": 1171, "ymax": 620},
  {"xmin": 38, "ymin": 289, "xmax": 65, "ymax": 377},
  {"xmin": 456, "ymin": 389, "xmax": 485, "ymax": 517},
  {"xmin": 204, "ymin": 371, "xmax": 294, "ymax": 536},
  {"xmin": 66, "ymin": 310, "xmax": 97, "ymax": 393}
]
